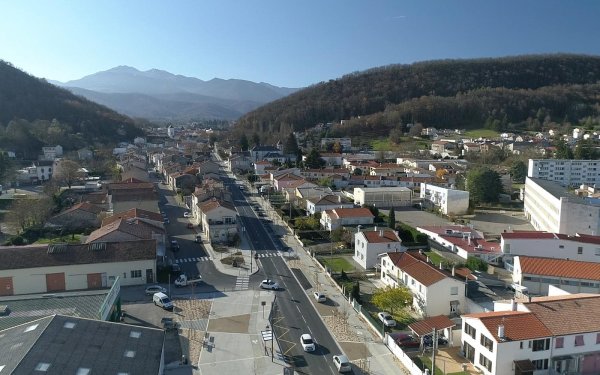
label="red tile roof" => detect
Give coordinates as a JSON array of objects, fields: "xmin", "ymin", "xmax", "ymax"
[
  {"xmin": 517, "ymin": 256, "xmax": 600, "ymax": 281},
  {"xmin": 102, "ymin": 208, "xmax": 163, "ymax": 226},
  {"xmin": 463, "ymin": 311, "xmax": 552, "ymax": 341},
  {"xmin": 199, "ymin": 198, "xmax": 236, "ymax": 213},
  {"xmin": 525, "ymin": 295, "xmax": 600, "ymax": 336},
  {"xmin": 53, "ymin": 202, "xmax": 102, "ymax": 217},
  {"xmin": 328, "ymin": 207, "xmax": 374, "ymax": 219},
  {"xmin": 409, "ymin": 315, "xmax": 456, "ymax": 336},
  {"xmin": 362, "ymin": 229, "xmax": 401, "ymax": 244},
  {"xmin": 384, "ymin": 251, "xmax": 449, "ymax": 286},
  {"xmin": 501, "ymin": 231, "xmax": 557, "ymax": 240}
]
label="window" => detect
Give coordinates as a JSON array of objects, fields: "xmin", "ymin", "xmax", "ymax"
[
  {"xmin": 555, "ymin": 337, "xmax": 564, "ymax": 348},
  {"xmin": 559, "ymin": 245, "xmax": 564, "ymax": 249},
  {"xmin": 130, "ymin": 270, "xmax": 141, "ymax": 278},
  {"xmin": 596, "ymin": 333, "xmax": 600, "ymax": 344},
  {"xmin": 595, "ymin": 248, "xmax": 600, "ymax": 256},
  {"xmin": 532, "ymin": 359, "xmax": 549, "ymax": 370},
  {"xmin": 519, "ymin": 341, "xmax": 523, "ymax": 349},
  {"xmin": 464, "ymin": 323, "xmax": 476, "ymax": 339},
  {"xmin": 450, "ymin": 286, "xmax": 458, "ymax": 295},
  {"xmin": 532, "ymin": 338, "xmax": 550, "ymax": 351},
  {"xmin": 480, "ymin": 334, "xmax": 494, "ymax": 352},
  {"xmin": 578, "ymin": 247, "xmax": 583, "ymax": 255},
  {"xmin": 478, "ymin": 354, "xmax": 492, "ymax": 372},
  {"xmin": 575, "ymin": 335, "xmax": 584, "ymax": 346}
]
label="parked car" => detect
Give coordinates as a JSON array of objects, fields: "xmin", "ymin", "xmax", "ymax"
[
  {"xmin": 300, "ymin": 333, "xmax": 316, "ymax": 352},
  {"xmin": 332, "ymin": 354, "xmax": 352, "ymax": 373},
  {"xmin": 153, "ymin": 292, "xmax": 173, "ymax": 310},
  {"xmin": 313, "ymin": 292, "xmax": 326, "ymax": 303},
  {"xmin": 183, "ymin": 211, "xmax": 192, "ymax": 218},
  {"xmin": 392, "ymin": 333, "xmax": 420, "ymax": 349},
  {"xmin": 170, "ymin": 263, "xmax": 181, "ymax": 274},
  {"xmin": 259, "ymin": 279, "xmax": 280, "ymax": 290},
  {"xmin": 423, "ymin": 334, "xmax": 448, "ymax": 347},
  {"xmin": 163, "ymin": 218, "xmax": 170, "ymax": 224},
  {"xmin": 170, "ymin": 240, "xmax": 180, "ymax": 252},
  {"xmin": 378, "ymin": 312, "xmax": 396, "ymax": 327},
  {"xmin": 145, "ymin": 285, "xmax": 167, "ymax": 295},
  {"xmin": 187, "ymin": 223, "xmax": 194, "ymax": 229}
]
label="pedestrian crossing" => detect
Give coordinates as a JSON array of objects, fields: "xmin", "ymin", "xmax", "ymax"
[
  {"xmin": 255, "ymin": 251, "xmax": 281, "ymax": 258},
  {"xmin": 174, "ymin": 252, "xmax": 281, "ymax": 264},
  {"xmin": 235, "ymin": 275, "xmax": 249, "ymax": 290}
]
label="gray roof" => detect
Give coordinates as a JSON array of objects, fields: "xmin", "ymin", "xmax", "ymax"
[
  {"xmin": 0, "ymin": 315, "xmax": 164, "ymax": 374},
  {"xmin": 527, "ymin": 177, "xmax": 574, "ymax": 200},
  {"xmin": 0, "ymin": 290, "xmax": 109, "ymax": 331}
]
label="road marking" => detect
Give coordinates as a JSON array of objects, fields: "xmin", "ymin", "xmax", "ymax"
[{"xmin": 235, "ymin": 275, "xmax": 250, "ymax": 290}]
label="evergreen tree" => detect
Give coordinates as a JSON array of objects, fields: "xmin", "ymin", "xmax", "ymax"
[
  {"xmin": 388, "ymin": 207, "xmax": 396, "ymax": 229},
  {"xmin": 240, "ymin": 133, "xmax": 249, "ymax": 151},
  {"xmin": 467, "ymin": 167, "xmax": 503, "ymax": 204},
  {"xmin": 510, "ymin": 160, "xmax": 527, "ymax": 183},
  {"xmin": 554, "ymin": 138, "xmax": 574, "ymax": 159},
  {"xmin": 305, "ymin": 148, "xmax": 325, "ymax": 169},
  {"xmin": 251, "ymin": 133, "xmax": 260, "ymax": 147}
]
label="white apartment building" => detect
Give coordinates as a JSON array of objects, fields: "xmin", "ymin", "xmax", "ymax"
[
  {"xmin": 462, "ymin": 294, "xmax": 600, "ymax": 375},
  {"xmin": 524, "ymin": 177, "xmax": 600, "ymax": 235},
  {"xmin": 420, "ymin": 183, "xmax": 469, "ymax": 215},
  {"xmin": 501, "ymin": 231, "xmax": 600, "ymax": 267},
  {"xmin": 353, "ymin": 187, "xmax": 412, "ymax": 208},
  {"xmin": 528, "ymin": 159, "xmax": 600, "ymax": 187},
  {"xmin": 380, "ymin": 251, "xmax": 466, "ymax": 317},
  {"xmin": 354, "ymin": 228, "xmax": 403, "ymax": 269}
]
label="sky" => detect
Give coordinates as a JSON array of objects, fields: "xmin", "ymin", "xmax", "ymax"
[{"xmin": 1, "ymin": 0, "xmax": 599, "ymax": 88}]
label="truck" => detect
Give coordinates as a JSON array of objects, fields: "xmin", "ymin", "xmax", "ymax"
[{"xmin": 174, "ymin": 273, "xmax": 202, "ymax": 287}]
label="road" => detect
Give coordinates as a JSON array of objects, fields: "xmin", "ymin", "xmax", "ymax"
[{"xmin": 225, "ymin": 170, "xmax": 343, "ymax": 374}]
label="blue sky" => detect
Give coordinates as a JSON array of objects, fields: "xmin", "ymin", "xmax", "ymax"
[{"xmin": 1, "ymin": 0, "xmax": 599, "ymax": 87}]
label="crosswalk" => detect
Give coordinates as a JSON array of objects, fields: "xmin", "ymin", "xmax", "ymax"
[
  {"xmin": 174, "ymin": 252, "xmax": 281, "ymax": 264},
  {"xmin": 235, "ymin": 275, "xmax": 249, "ymax": 290}
]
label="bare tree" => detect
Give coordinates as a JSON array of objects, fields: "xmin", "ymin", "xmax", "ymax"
[
  {"xmin": 5, "ymin": 197, "xmax": 53, "ymax": 233},
  {"xmin": 54, "ymin": 159, "xmax": 83, "ymax": 188}
]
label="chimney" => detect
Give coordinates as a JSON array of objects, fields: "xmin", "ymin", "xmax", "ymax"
[
  {"xmin": 511, "ymin": 299, "xmax": 517, "ymax": 311},
  {"xmin": 338, "ymin": 195, "xmax": 341, "ymax": 203},
  {"xmin": 374, "ymin": 226, "xmax": 377, "ymax": 232},
  {"xmin": 439, "ymin": 262, "xmax": 443, "ymax": 270},
  {"xmin": 426, "ymin": 256, "xmax": 430, "ymax": 263},
  {"xmin": 468, "ymin": 234, "xmax": 471, "ymax": 246},
  {"xmin": 498, "ymin": 325, "xmax": 505, "ymax": 340},
  {"xmin": 379, "ymin": 230, "xmax": 384, "ymax": 237},
  {"xmin": 451, "ymin": 266, "xmax": 455, "ymax": 276}
]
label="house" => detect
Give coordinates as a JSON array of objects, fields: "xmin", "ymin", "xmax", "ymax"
[
  {"xmin": 320, "ymin": 137, "xmax": 352, "ymax": 151},
  {"xmin": 513, "ymin": 256, "xmax": 600, "ymax": 295},
  {"xmin": 430, "ymin": 141, "xmax": 456, "ymax": 155},
  {"xmin": 227, "ymin": 152, "xmax": 253, "ymax": 173},
  {"xmin": 253, "ymin": 160, "xmax": 273, "ymax": 175},
  {"xmin": 0, "ymin": 314, "xmax": 165, "ymax": 374},
  {"xmin": 319, "ymin": 153, "xmax": 344, "ymax": 167},
  {"xmin": 417, "ymin": 225, "xmax": 503, "ymax": 263},
  {"xmin": 199, "ymin": 198, "xmax": 238, "ymax": 244},
  {"xmin": 305, "ymin": 194, "xmax": 354, "ymax": 215},
  {"xmin": 107, "ymin": 181, "xmax": 159, "ymax": 213},
  {"xmin": 524, "ymin": 177, "xmax": 600, "ymax": 235},
  {"xmin": 101, "ymin": 208, "xmax": 164, "ymax": 228},
  {"xmin": 85, "ymin": 218, "xmax": 164, "ymax": 245},
  {"xmin": 250, "ymin": 145, "xmax": 280, "ymax": 162},
  {"xmin": 197, "ymin": 160, "xmax": 220, "ymax": 177},
  {"xmin": 77, "ymin": 148, "xmax": 94, "ymax": 160},
  {"xmin": 300, "ymin": 168, "xmax": 350, "ymax": 181},
  {"xmin": 528, "ymin": 159, "xmax": 600, "ymax": 187},
  {"xmin": 462, "ymin": 294, "xmax": 600, "ymax": 375},
  {"xmin": 500, "ymin": 231, "xmax": 600, "ymax": 269},
  {"xmin": 420, "ymin": 183, "xmax": 469, "ymax": 215},
  {"xmin": 354, "ymin": 227, "xmax": 403, "ymax": 269},
  {"xmin": 41, "ymin": 145, "xmax": 63, "ymax": 160},
  {"xmin": 379, "ymin": 251, "xmax": 466, "ymax": 317},
  {"xmin": 273, "ymin": 173, "xmax": 306, "ymax": 191},
  {"xmin": 368, "ymin": 163, "xmax": 405, "ymax": 177},
  {"xmin": 353, "ymin": 187, "xmax": 412, "ymax": 208},
  {"xmin": 462, "ymin": 142, "xmax": 481, "ymax": 154},
  {"xmin": 0, "ymin": 240, "xmax": 157, "ymax": 295},
  {"xmin": 46, "ymin": 202, "xmax": 103, "ymax": 230},
  {"xmin": 320, "ymin": 207, "xmax": 375, "ymax": 231}
]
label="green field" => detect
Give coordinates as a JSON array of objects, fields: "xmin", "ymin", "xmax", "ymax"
[
  {"xmin": 464, "ymin": 129, "xmax": 499, "ymax": 138},
  {"xmin": 319, "ymin": 256, "xmax": 355, "ymax": 272}
]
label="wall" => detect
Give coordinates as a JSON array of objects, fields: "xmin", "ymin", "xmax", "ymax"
[
  {"xmin": 424, "ymin": 279, "xmax": 466, "ymax": 317},
  {"xmin": 501, "ymin": 237, "xmax": 600, "ymax": 263},
  {"xmin": 524, "ymin": 178, "xmax": 561, "ymax": 233}
]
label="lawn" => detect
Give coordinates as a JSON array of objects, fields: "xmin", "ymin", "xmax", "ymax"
[
  {"xmin": 424, "ymin": 251, "xmax": 445, "ymax": 266},
  {"xmin": 464, "ymin": 129, "xmax": 499, "ymax": 138},
  {"xmin": 319, "ymin": 256, "xmax": 355, "ymax": 273},
  {"xmin": 415, "ymin": 356, "xmax": 468, "ymax": 375},
  {"xmin": 35, "ymin": 234, "xmax": 83, "ymax": 244}
]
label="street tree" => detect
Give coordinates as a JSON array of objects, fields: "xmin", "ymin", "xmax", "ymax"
[
  {"xmin": 467, "ymin": 167, "xmax": 503, "ymax": 204},
  {"xmin": 371, "ymin": 286, "xmax": 412, "ymax": 315},
  {"xmin": 54, "ymin": 159, "xmax": 83, "ymax": 188}
]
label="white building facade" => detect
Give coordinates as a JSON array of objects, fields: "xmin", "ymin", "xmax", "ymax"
[
  {"xmin": 353, "ymin": 187, "xmax": 412, "ymax": 208},
  {"xmin": 354, "ymin": 228, "xmax": 403, "ymax": 269},
  {"xmin": 420, "ymin": 183, "xmax": 469, "ymax": 215},
  {"xmin": 528, "ymin": 159, "xmax": 600, "ymax": 187}
]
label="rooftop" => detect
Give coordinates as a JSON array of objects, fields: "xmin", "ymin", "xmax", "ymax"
[{"xmin": 517, "ymin": 256, "xmax": 600, "ymax": 281}]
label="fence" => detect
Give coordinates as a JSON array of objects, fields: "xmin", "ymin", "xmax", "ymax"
[{"xmin": 384, "ymin": 334, "xmax": 425, "ymax": 375}]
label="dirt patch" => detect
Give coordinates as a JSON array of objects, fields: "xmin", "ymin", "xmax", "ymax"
[
  {"xmin": 339, "ymin": 341, "xmax": 370, "ymax": 361},
  {"xmin": 208, "ymin": 313, "xmax": 251, "ymax": 334},
  {"xmin": 174, "ymin": 299, "xmax": 212, "ymax": 365},
  {"xmin": 322, "ymin": 315, "xmax": 362, "ymax": 342},
  {"xmin": 176, "ymin": 299, "xmax": 212, "ymax": 320}
]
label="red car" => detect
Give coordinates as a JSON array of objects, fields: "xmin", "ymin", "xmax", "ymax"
[{"xmin": 391, "ymin": 333, "xmax": 420, "ymax": 349}]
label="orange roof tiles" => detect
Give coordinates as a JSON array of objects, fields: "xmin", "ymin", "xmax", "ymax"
[
  {"xmin": 363, "ymin": 229, "xmax": 401, "ymax": 244},
  {"xmin": 518, "ymin": 256, "xmax": 600, "ymax": 281},
  {"xmin": 464, "ymin": 311, "xmax": 552, "ymax": 341},
  {"xmin": 329, "ymin": 208, "xmax": 374, "ymax": 219},
  {"xmin": 409, "ymin": 315, "xmax": 456, "ymax": 336}
]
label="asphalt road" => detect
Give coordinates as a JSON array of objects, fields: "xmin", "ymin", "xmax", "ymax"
[{"xmin": 225, "ymin": 171, "xmax": 343, "ymax": 374}]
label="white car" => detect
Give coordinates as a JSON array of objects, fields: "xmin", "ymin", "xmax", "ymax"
[
  {"xmin": 183, "ymin": 211, "xmax": 191, "ymax": 218},
  {"xmin": 333, "ymin": 354, "xmax": 352, "ymax": 373},
  {"xmin": 145, "ymin": 285, "xmax": 167, "ymax": 295},
  {"xmin": 259, "ymin": 279, "xmax": 280, "ymax": 290},
  {"xmin": 378, "ymin": 312, "xmax": 396, "ymax": 327},
  {"xmin": 313, "ymin": 292, "xmax": 326, "ymax": 303},
  {"xmin": 300, "ymin": 333, "xmax": 316, "ymax": 352}
]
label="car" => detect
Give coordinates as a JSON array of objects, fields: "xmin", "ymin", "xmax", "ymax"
[
  {"xmin": 163, "ymin": 218, "xmax": 170, "ymax": 224},
  {"xmin": 313, "ymin": 291, "xmax": 326, "ymax": 303},
  {"xmin": 332, "ymin": 354, "xmax": 352, "ymax": 373},
  {"xmin": 258, "ymin": 212, "xmax": 266, "ymax": 217},
  {"xmin": 378, "ymin": 312, "xmax": 396, "ymax": 327},
  {"xmin": 170, "ymin": 240, "xmax": 180, "ymax": 252},
  {"xmin": 145, "ymin": 285, "xmax": 167, "ymax": 295},
  {"xmin": 423, "ymin": 334, "xmax": 448, "ymax": 347},
  {"xmin": 183, "ymin": 211, "xmax": 191, "ymax": 218},
  {"xmin": 195, "ymin": 234, "xmax": 202, "ymax": 243},
  {"xmin": 187, "ymin": 223, "xmax": 194, "ymax": 229},
  {"xmin": 300, "ymin": 333, "xmax": 316, "ymax": 352},
  {"xmin": 153, "ymin": 292, "xmax": 173, "ymax": 310},
  {"xmin": 259, "ymin": 279, "xmax": 280, "ymax": 290},
  {"xmin": 391, "ymin": 333, "xmax": 420, "ymax": 349},
  {"xmin": 170, "ymin": 263, "xmax": 181, "ymax": 274}
]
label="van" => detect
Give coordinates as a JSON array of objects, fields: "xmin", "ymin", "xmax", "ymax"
[
  {"xmin": 510, "ymin": 283, "xmax": 529, "ymax": 296},
  {"xmin": 333, "ymin": 354, "xmax": 352, "ymax": 373},
  {"xmin": 153, "ymin": 292, "xmax": 173, "ymax": 310}
]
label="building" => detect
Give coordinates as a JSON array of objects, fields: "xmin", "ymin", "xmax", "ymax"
[
  {"xmin": 250, "ymin": 145, "xmax": 280, "ymax": 162},
  {"xmin": 417, "ymin": 225, "xmax": 503, "ymax": 263},
  {"xmin": 353, "ymin": 187, "xmax": 412, "ymax": 208},
  {"xmin": 420, "ymin": 183, "xmax": 469, "ymax": 215},
  {"xmin": 305, "ymin": 194, "xmax": 354, "ymax": 216},
  {"xmin": 353, "ymin": 227, "xmax": 403, "ymax": 269},
  {"xmin": 500, "ymin": 231, "xmax": 600, "ymax": 268},
  {"xmin": 0, "ymin": 240, "xmax": 157, "ymax": 295},
  {"xmin": 461, "ymin": 294, "xmax": 600, "ymax": 375},
  {"xmin": 513, "ymin": 256, "xmax": 600, "ymax": 295},
  {"xmin": 320, "ymin": 207, "xmax": 375, "ymax": 231},
  {"xmin": 46, "ymin": 202, "xmax": 103, "ymax": 230},
  {"xmin": 528, "ymin": 159, "xmax": 600, "ymax": 187},
  {"xmin": 524, "ymin": 177, "xmax": 600, "ymax": 235},
  {"xmin": 198, "ymin": 198, "xmax": 237, "ymax": 243},
  {"xmin": 380, "ymin": 251, "xmax": 466, "ymax": 317},
  {"xmin": 320, "ymin": 137, "xmax": 352, "ymax": 150}
]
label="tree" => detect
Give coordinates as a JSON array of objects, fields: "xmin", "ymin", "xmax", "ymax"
[
  {"xmin": 283, "ymin": 132, "xmax": 299, "ymax": 156},
  {"xmin": 371, "ymin": 286, "xmax": 412, "ymax": 315},
  {"xmin": 304, "ymin": 148, "xmax": 325, "ymax": 169},
  {"xmin": 387, "ymin": 207, "xmax": 396, "ymax": 229},
  {"xmin": 467, "ymin": 167, "xmax": 503, "ymax": 204},
  {"xmin": 466, "ymin": 256, "xmax": 488, "ymax": 272},
  {"xmin": 363, "ymin": 204, "xmax": 379, "ymax": 218},
  {"xmin": 239, "ymin": 133, "xmax": 249, "ymax": 151},
  {"xmin": 351, "ymin": 281, "xmax": 361, "ymax": 303},
  {"xmin": 408, "ymin": 123, "xmax": 424, "ymax": 137},
  {"xmin": 554, "ymin": 138, "xmax": 574, "ymax": 159},
  {"xmin": 510, "ymin": 160, "xmax": 527, "ymax": 183},
  {"xmin": 4, "ymin": 197, "xmax": 53, "ymax": 233},
  {"xmin": 388, "ymin": 128, "xmax": 403, "ymax": 144},
  {"xmin": 574, "ymin": 139, "xmax": 599, "ymax": 160},
  {"xmin": 54, "ymin": 159, "xmax": 83, "ymax": 188},
  {"xmin": 251, "ymin": 133, "xmax": 260, "ymax": 147},
  {"xmin": 0, "ymin": 152, "xmax": 16, "ymax": 186}
]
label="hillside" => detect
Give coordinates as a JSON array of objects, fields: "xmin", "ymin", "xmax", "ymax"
[
  {"xmin": 236, "ymin": 54, "xmax": 600, "ymax": 139},
  {"xmin": 0, "ymin": 60, "xmax": 143, "ymax": 156},
  {"xmin": 57, "ymin": 66, "xmax": 299, "ymax": 121}
]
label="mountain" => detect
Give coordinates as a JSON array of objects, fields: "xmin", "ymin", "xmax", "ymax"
[
  {"xmin": 56, "ymin": 66, "xmax": 299, "ymax": 121},
  {"xmin": 0, "ymin": 59, "xmax": 142, "ymax": 155},
  {"xmin": 236, "ymin": 54, "xmax": 600, "ymax": 140}
]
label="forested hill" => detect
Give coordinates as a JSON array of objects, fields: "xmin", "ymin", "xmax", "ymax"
[
  {"xmin": 0, "ymin": 60, "xmax": 143, "ymax": 155},
  {"xmin": 236, "ymin": 54, "xmax": 600, "ymax": 139}
]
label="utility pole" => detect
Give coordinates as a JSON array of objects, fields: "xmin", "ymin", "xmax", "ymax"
[{"xmin": 431, "ymin": 328, "xmax": 436, "ymax": 374}]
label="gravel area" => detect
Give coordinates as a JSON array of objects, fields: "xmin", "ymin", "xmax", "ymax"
[{"xmin": 175, "ymin": 299, "xmax": 213, "ymax": 365}]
